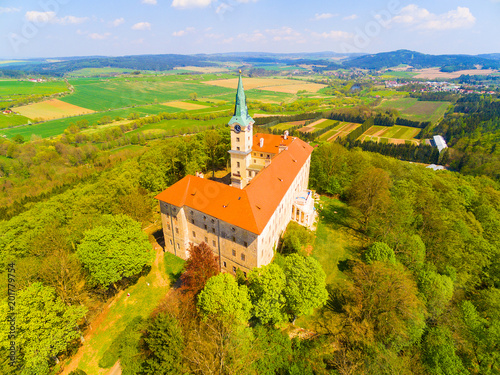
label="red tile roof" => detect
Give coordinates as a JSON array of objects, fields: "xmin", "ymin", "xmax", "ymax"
[
  {"xmin": 155, "ymin": 135, "xmax": 313, "ymax": 234},
  {"xmin": 252, "ymin": 133, "xmax": 294, "ymax": 154}
]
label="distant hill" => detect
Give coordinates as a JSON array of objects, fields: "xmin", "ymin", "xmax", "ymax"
[
  {"xmin": 343, "ymin": 49, "xmax": 500, "ymax": 70},
  {"xmin": 4, "ymin": 54, "xmax": 217, "ymax": 76},
  {"xmin": 477, "ymin": 53, "xmax": 500, "ymax": 61}
]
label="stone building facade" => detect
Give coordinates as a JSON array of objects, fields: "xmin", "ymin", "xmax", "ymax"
[{"xmin": 155, "ymin": 75, "xmax": 314, "ymax": 274}]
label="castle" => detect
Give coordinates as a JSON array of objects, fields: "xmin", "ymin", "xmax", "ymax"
[{"xmin": 155, "ymin": 75, "xmax": 315, "ymax": 274}]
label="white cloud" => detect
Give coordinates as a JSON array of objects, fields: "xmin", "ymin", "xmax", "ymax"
[
  {"xmin": 265, "ymin": 26, "xmax": 305, "ymax": 43},
  {"xmin": 343, "ymin": 14, "xmax": 358, "ymax": 21},
  {"xmin": 237, "ymin": 30, "xmax": 266, "ymax": 43},
  {"xmin": 25, "ymin": 11, "xmax": 88, "ymax": 25},
  {"xmin": 142, "ymin": 0, "xmax": 157, "ymax": 4},
  {"xmin": 25, "ymin": 11, "xmax": 57, "ymax": 23},
  {"xmin": 89, "ymin": 32, "xmax": 111, "ymax": 40},
  {"xmin": 392, "ymin": 5, "xmax": 476, "ymax": 30},
  {"xmin": 313, "ymin": 13, "xmax": 335, "ymax": 20},
  {"xmin": 110, "ymin": 18, "xmax": 125, "ymax": 27},
  {"xmin": 172, "ymin": 26, "xmax": 195, "ymax": 36},
  {"xmin": 311, "ymin": 30, "xmax": 354, "ymax": 40},
  {"xmin": 172, "ymin": 0, "xmax": 256, "ymax": 9},
  {"xmin": 59, "ymin": 15, "xmax": 89, "ymax": 25},
  {"xmin": 0, "ymin": 7, "xmax": 21, "ymax": 14},
  {"xmin": 132, "ymin": 22, "xmax": 151, "ymax": 30},
  {"xmin": 172, "ymin": 0, "xmax": 213, "ymax": 8}
]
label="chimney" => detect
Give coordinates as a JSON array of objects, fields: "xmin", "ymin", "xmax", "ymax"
[
  {"xmin": 259, "ymin": 138, "xmax": 264, "ymax": 148},
  {"xmin": 284, "ymin": 130, "xmax": 288, "ymax": 140}
]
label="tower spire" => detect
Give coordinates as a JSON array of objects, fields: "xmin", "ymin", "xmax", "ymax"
[{"xmin": 228, "ymin": 72, "xmax": 254, "ymax": 128}]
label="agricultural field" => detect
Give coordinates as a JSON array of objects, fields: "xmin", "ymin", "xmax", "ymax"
[
  {"xmin": 126, "ymin": 116, "xmax": 231, "ymax": 137},
  {"xmin": 203, "ymin": 77, "xmax": 327, "ymax": 94},
  {"xmin": 0, "ymin": 112, "xmax": 31, "ymax": 129},
  {"xmin": 377, "ymin": 97, "xmax": 450, "ymax": 123},
  {"xmin": 163, "ymin": 101, "xmax": 208, "ymax": 110},
  {"xmin": 270, "ymin": 120, "xmax": 307, "ymax": 131},
  {"xmin": 14, "ymin": 99, "xmax": 95, "ymax": 121},
  {"xmin": 359, "ymin": 125, "xmax": 421, "ymax": 144},
  {"xmin": 60, "ymin": 76, "xmax": 235, "ymax": 111},
  {"xmin": 298, "ymin": 119, "xmax": 337, "ymax": 133},
  {"xmin": 0, "ymin": 79, "xmax": 68, "ymax": 97},
  {"xmin": 317, "ymin": 122, "xmax": 361, "ymax": 142},
  {"xmin": 65, "ymin": 67, "xmax": 155, "ymax": 77}
]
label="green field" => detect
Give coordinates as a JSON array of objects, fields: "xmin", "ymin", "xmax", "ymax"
[
  {"xmin": 377, "ymin": 97, "xmax": 450, "ymax": 123},
  {"xmin": 360, "ymin": 125, "xmax": 420, "ymax": 142},
  {"xmin": 0, "ymin": 79, "xmax": 67, "ymax": 96},
  {"xmin": 312, "ymin": 119, "xmax": 336, "ymax": 129},
  {"xmin": 0, "ymin": 113, "xmax": 32, "ymax": 128},
  {"xmin": 65, "ymin": 67, "xmax": 156, "ymax": 77},
  {"xmin": 0, "ymin": 104, "xmax": 184, "ymax": 139},
  {"xmin": 215, "ymin": 88, "xmax": 295, "ymax": 103},
  {"xmin": 126, "ymin": 116, "xmax": 231, "ymax": 136},
  {"xmin": 60, "ymin": 77, "xmax": 235, "ymax": 111}
]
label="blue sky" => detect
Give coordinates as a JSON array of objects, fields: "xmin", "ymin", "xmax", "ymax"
[{"xmin": 1, "ymin": 0, "xmax": 499, "ymax": 58}]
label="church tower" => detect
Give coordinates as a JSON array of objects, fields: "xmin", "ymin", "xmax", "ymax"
[{"xmin": 228, "ymin": 73, "xmax": 254, "ymax": 189}]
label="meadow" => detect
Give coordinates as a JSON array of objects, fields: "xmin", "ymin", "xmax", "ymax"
[
  {"xmin": 60, "ymin": 76, "xmax": 235, "ymax": 111},
  {"xmin": 359, "ymin": 125, "xmax": 421, "ymax": 144},
  {"xmin": 377, "ymin": 97, "xmax": 450, "ymax": 123},
  {"xmin": 0, "ymin": 79, "xmax": 68, "ymax": 97},
  {"xmin": 0, "ymin": 113, "xmax": 31, "ymax": 128}
]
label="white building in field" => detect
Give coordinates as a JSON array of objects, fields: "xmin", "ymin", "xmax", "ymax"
[{"xmin": 155, "ymin": 75, "xmax": 315, "ymax": 274}]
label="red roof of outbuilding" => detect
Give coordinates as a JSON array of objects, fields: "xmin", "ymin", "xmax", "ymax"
[{"xmin": 155, "ymin": 135, "xmax": 313, "ymax": 234}]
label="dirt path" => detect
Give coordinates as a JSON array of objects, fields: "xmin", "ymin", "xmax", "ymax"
[{"xmin": 60, "ymin": 233, "xmax": 167, "ymax": 375}]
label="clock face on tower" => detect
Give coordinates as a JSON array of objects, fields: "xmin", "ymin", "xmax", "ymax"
[{"xmin": 234, "ymin": 124, "xmax": 241, "ymax": 133}]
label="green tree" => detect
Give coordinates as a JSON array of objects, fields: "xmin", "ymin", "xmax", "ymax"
[
  {"xmin": 12, "ymin": 134, "xmax": 24, "ymax": 144},
  {"xmin": 197, "ymin": 273, "xmax": 252, "ymax": 324},
  {"xmin": 282, "ymin": 254, "xmax": 328, "ymax": 321},
  {"xmin": 248, "ymin": 263, "xmax": 287, "ymax": 325},
  {"xmin": 0, "ymin": 283, "xmax": 87, "ymax": 375},
  {"xmin": 204, "ymin": 129, "xmax": 221, "ymax": 178},
  {"xmin": 76, "ymin": 214, "xmax": 154, "ymax": 288},
  {"xmin": 280, "ymin": 221, "xmax": 314, "ymax": 256},
  {"xmin": 141, "ymin": 313, "xmax": 184, "ymax": 374},
  {"xmin": 418, "ymin": 269, "xmax": 453, "ymax": 321},
  {"xmin": 189, "ymin": 92, "xmax": 198, "ymax": 101},
  {"xmin": 363, "ymin": 242, "xmax": 396, "ymax": 264},
  {"xmin": 422, "ymin": 326, "xmax": 467, "ymax": 375}
]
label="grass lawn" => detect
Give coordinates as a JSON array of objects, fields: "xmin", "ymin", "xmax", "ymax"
[
  {"xmin": 295, "ymin": 196, "xmax": 363, "ymax": 330},
  {"xmin": 66, "ymin": 247, "xmax": 185, "ymax": 374}
]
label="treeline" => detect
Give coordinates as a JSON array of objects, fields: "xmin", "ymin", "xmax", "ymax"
[
  {"xmin": 428, "ymin": 96, "xmax": 500, "ymax": 181},
  {"xmin": 339, "ymin": 138, "xmax": 440, "ymax": 164},
  {"xmin": 410, "ymin": 91, "xmax": 460, "ymax": 102},
  {"xmin": 2, "ymin": 54, "xmax": 217, "ymax": 77},
  {"xmin": 308, "ymin": 142, "xmax": 500, "ymax": 374}
]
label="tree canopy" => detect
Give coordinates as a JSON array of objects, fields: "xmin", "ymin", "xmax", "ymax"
[{"xmin": 76, "ymin": 214, "xmax": 154, "ymax": 288}]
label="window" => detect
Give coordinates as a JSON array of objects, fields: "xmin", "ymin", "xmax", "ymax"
[
  {"xmin": 190, "ymin": 210, "xmax": 193, "ymax": 215},
  {"xmin": 231, "ymin": 227, "xmax": 236, "ymax": 232},
  {"xmin": 233, "ymin": 266, "xmax": 237, "ymax": 273},
  {"xmin": 167, "ymin": 223, "xmax": 171, "ymax": 230},
  {"xmin": 169, "ymin": 239, "xmax": 173, "ymax": 245},
  {"xmin": 260, "ymin": 153, "xmax": 263, "ymax": 157},
  {"xmin": 243, "ymin": 272, "xmax": 247, "ymax": 278},
  {"xmin": 241, "ymin": 253, "xmax": 246, "ymax": 261},
  {"xmin": 212, "ymin": 240, "xmax": 216, "ymax": 247},
  {"xmin": 232, "ymin": 249, "xmax": 236, "ymax": 256},
  {"xmin": 253, "ymin": 159, "xmax": 256, "ymax": 163},
  {"xmin": 211, "ymin": 219, "xmax": 215, "ymax": 224},
  {"xmin": 175, "ymin": 227, "xmax": 179, "ymax": 234},
  {"xmin": 237, "ymin": 147, "xmax": 240, "ymax": 151},
  {"xmin": 191, "ymin": 219, "xmax": 195, "ymax": 224},
  {"xmin": 244, "ymin": 241, "xmax": 248, "ymax": 247},
  {"xmin": 192, "ymin": 231, "xmax": 196, "ymax": 238},
  {"xmin": 223, "ymin": 261, "xmax": 227, "ymax": 267},
  {"xmin": 204, "ymin": 224, "xmax": 207, "ymax": 230},
  {"xmin": 212, "ymin": 228, "xmax": 216, "ymax": 234},
  {"xmin": 221, "ymin": 232, "xmax": 226, "ymax": 238},
  {"xmin": 236, "ymin": 137, "xmax": 240, "ymax": 142},
  {"xmin": 232, "ymin": 236, "xmax": 236, "ymax": 242},
  {"xmin": 177, "ymin": 243, "xmax": 180, "ymax": 249},
  {"xmin": 237, "ymin": 161, "xmax": 240, "ymax": 168}
]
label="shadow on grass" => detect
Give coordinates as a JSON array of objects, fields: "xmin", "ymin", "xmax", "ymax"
[
  {"xmin": 164, "ymin": 252, "xmax": 185, "ymax": 285},
  {"xmin": 98, "ymin": 316, "xmax": 144, "ymax": 369}
]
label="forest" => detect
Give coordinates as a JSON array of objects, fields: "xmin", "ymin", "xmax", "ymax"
[{"xmin": 0, "ymin": 117, "xmax": 498, "ymax": 373}]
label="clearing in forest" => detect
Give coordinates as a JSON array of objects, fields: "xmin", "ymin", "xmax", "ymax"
[{"xmin": 14, "ymin": 99, "xmax": 95, "ymax": 121}]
